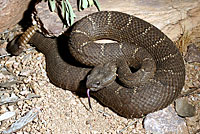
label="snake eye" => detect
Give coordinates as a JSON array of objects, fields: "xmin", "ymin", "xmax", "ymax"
[
  {"xmin": 91, "ymin": 81, "xmax": 101, "ymax": 88},
  {"xmin": 94, "ymin": 81, "xmax": 100, "ymax": 86}
]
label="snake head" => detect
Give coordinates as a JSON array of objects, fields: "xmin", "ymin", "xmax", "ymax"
[
  {"xmin": 86, "ymin": 62, "xmax": 117, "ymax": 110},
  {"xmin": 86, "ymin": 62, "xmax": 117, "ymax": 91}
]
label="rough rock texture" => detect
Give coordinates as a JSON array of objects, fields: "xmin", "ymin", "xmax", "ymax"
[
  {"xmin": 0, "ymin": 0, "xmax": 32, "ymax": 33},
  {"xmin": 175, "ymin": 98, "xmax": 196, "ymax": 117},
  {"xmin": 102, "ymin": 0, "xmax": 200, "ymax": 40},
  {"xmin": 35, "ymin": 1, "xmax": 68, "ymax": 37},
  {"xmin": 185, "ymin": 43, "xmax": 200, "ymax": 63},
  {"xmin": 183, "ymin": 26, "xmax": 200, "ymax": 134},
  {"xmin": 144, "ymin": 105, "xmax": 188, "ymax": 134},
  {"xmin": 35, "ymin": 0, "xmax": 200, "ymax": 40}
]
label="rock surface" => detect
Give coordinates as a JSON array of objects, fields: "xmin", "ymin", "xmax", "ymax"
[
  {"xmin": 144, "ymin": 105, "xmax": 188, "ymax": 134},
  {"xmin": 34, "ymin": 0, "xmax": 200, "ymax": 40},
  {"xmin": 35, "ymin": 1, "xmax": 68, "ymax": 37},
  {"xmin": 185, "ymin": 43, "xmax": 200, "ymax": 63},
  {"xmin": 175, "ymin": 98, "xmax": 196, "ymax": 117},
  {"xmin": 0, "ymin": 0, "xmax": 32, "ymax": 33}
]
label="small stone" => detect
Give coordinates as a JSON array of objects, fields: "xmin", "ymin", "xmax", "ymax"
[
  {"xmin": 7, "ymin": 105, "xmax": 15, "ymax": 111},
  {"xmin": 21, "ymin": 54, "xmax": 32, "ymax": 65},
  {"xmin": 0, "ymin": 105, "xmax": 8, "ymax": 113},
  {"xmin": 5, "ymin": 56, "xmax": 16, "ymax": 66},
  {"xmin": 0, "ymin": 68, "xmax": 10, "ymax": 75},
  {"xmin": 36, "ymin": 56, "xmax": 42, "ymax": 60},
  {"xmin": 30, "ymin": 82, "xmax": 40, "ymax": 95},
  {"xmin": 86, "ymin": 120, "xmax": 91, "ymax": 125},
  {"xmin": 19, "ymin": 69, "xmax": 32, "ymax": 76},
  {"xmin": 16, "ymin": 131, "xmax": 23, "ymax": 134},
  {"xmin": 26, "ymin": 93, "xmax": 40, "ymax": 99},
  {"xmin": 175, "ymin": 98, "xmax": 196, "ymax": 117},
  {"xmin": 144, "ymin": 105, "xmax": 188, "ymax": 134},
  {"xmin": 17, "ymin": 101, "xmax": 24, "ymax": 109},
  {"xmin": 185, "ymin": 43, "xmax": 200, "ymax": 63},
  {"xmin": 0, "ymin": 73, "xmax": 5, "ymax": 79},
  {"xmin": 15, "ymin": 70, "xmax": 20, "ymax": 76},
  {"xmin": 23, "ymin": 76, "xmax": 32, "ymax": 83},
  {"xmin": 25, "ymin": 100, "xmax": 32, "ymax": 105},
  {"xmin": 20, "ymin": 90, "xmax": 29, "ymax": 96},
  {"xmin": 12, "ymin": 62, "xmax": 20, "ymax": 69},
  {"xmin": 0, "ymin": 48, "xmax": 8, "ymax": 56}
]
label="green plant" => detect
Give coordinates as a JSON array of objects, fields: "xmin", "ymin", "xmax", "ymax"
[{"xmin": 47, "ymin": 0, "xmax": 100, "ymax": 26}]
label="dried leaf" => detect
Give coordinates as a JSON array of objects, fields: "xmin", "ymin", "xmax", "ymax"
[
  {"xmin": 48, "ymin": 0, "xmax": 56, "ymax": 12},
  {"xmin": 0, "ymin": 112, "xmax": 16, "ymax": 121},
  {"xmin": 0, "ymin": 93, "xmax": 19, "ymax": 105},
  {"xmin": 82, "ymin": 0, "xmax": 88, "ymax": 9},
  {"xmin": 88, "ymin": 0, "xmax": 94, "ymax": 7},
  {"xmin": 2, "ymin": 108, "xmax": 41, "ymax": 134},
  {"xmin": 61, "ymin": 0, "xmax": 66, "ymax": 19},
  {"xmin": 65, "ymin": 0, "xmax": 76, "ymax": 25},
  {"xmin": 78, "ymin": 0, "xmax": 82, "ymax": 11},
  {"xmin": 93, "ymin": 0, "xmax": 100, "ymax": 11},
  {"xmin": 0, "ymin": 80, "xmax": 19, "ymax": 88}
]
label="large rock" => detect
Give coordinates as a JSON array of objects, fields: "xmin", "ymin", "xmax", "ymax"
[
  {"xmin": 34, "ymin": 0, "xmax": 200, "ymax": 40},
  {"xmin": 1, "ymin": 0, "xmax": 200, "ymax": 39},
  {"xmin": 0, "ymin": 0, "xmax": 32, "ymax": 33},
  {"xmin": 144, "ymin": 105, "xmax": 188, "ymax": 134}
]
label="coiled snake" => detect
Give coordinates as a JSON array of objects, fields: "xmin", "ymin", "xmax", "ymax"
[{"xmin": 8, "ymin": 11, "xmax": 185, "ymax": 118}]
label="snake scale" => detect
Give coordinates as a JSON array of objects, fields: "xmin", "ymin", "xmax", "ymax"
[{"xmin": 8, "ymin": 11, "xmax": 185, "ymax": 118}]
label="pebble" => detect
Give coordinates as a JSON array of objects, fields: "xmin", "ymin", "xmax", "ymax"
[
  {"xmin": 23, "ymin": 76, "xmax": 32, "ymax": 83},
  {"xmin": 0, "ymin": 105, "xmax": 8, "ymax": 113},
  {"xmin": 175, "ymin": 98, "xmax": 196, "ymax": 117},
  {"xmin": 12, "ymin": 62, "xmax": 20, "ymax": 69},
  {"xmin": 19, "ymin": 90, "xmax": 30, "ymax": 96},
  {"xmin": 26, "ymin": 93, "xmax": 41, "ymax": 99},
  {"xmin": 7, "ymin": 105, "xmax": 15, "ymax": 111},
  {"xmin": 19, "ymin": 69, "xmax": 32, "ymax": 76},
  {"xmin": 144, "ymin": 105, "xmax": 188, "ymax": 134},
  {"xmin": 0, "ymin": 72, "xmax": 5, "ymax": 79},
  {"xmin": 5, "ymin": 56, "xmax": 15, "ymax": 66},
  {"xmin": 0, "ymin": 111, "xmax": 16, "ymax": 121},
  {"xmin": 30, "ymin": 82, "xmax": 40, "ymax": 95},
  {"xmin": 185, "ymin": 43, "xmax": 200, "ymax": 63},
  {"xmin": 36, "ymin": 56, "xmax": 42, "ymax": 60},
  {"xmin": 21, "ymin": 54, "xmax": 32, "ymax": 65},
  {"xmin": 25, "ymin": 100, "xmax": 32, "ymax": 105},
  {"xmin": 17, "ymin": 101, "xmax": 23, "ymax": 110},
  {"xmin": 0, "ymin": 48, "xmax": 8, "ymax": 56},
  {"xmin": 0, "ymin": 67, "xmax": 11, "ymax": 76}
]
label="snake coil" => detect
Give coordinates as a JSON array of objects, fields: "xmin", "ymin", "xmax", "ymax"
[{"xmin": 7, "ymin": 11, "xmax": 185, "ymax": 118}]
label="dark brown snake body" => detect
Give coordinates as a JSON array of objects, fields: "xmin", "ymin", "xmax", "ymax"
[{"xmin": 8, "ymin": 11, "xmax": 185, "ymax": 118}]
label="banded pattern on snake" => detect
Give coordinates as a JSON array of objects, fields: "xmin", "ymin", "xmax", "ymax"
[{"xmin": 7, "ymin": 11, "xmax": 185, "ymax": 118}]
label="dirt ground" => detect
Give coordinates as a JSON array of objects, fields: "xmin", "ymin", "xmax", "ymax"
[{"xmin": 0, "ymin": 0, "xmax": 200, "ymax": 134}]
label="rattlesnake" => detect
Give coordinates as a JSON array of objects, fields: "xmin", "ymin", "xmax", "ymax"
[{"xmin": 7, "ymin": 11, "xmax": 185, "ymax": 118}]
